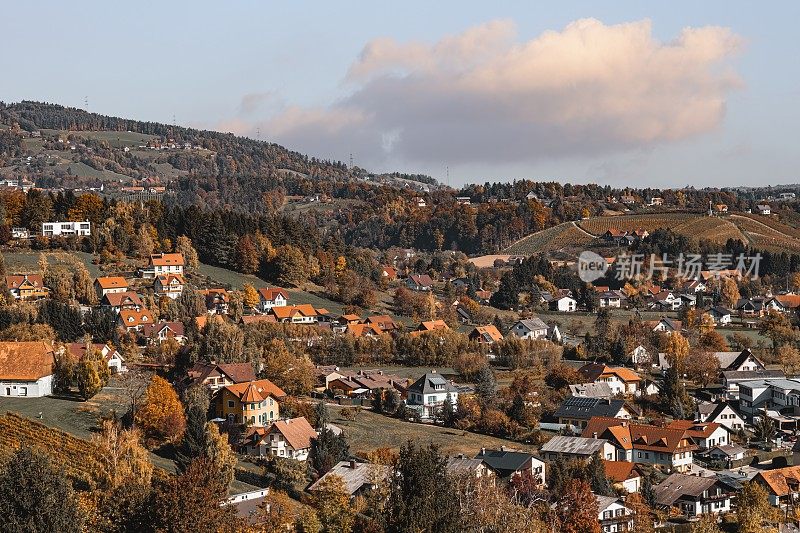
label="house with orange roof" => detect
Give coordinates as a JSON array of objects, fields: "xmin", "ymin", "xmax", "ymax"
[
  {"xmin": 187, "ymin": 361, "xmax": 258, "ymax": 392},
  {"xmin": 102, "ymin": 291, "xmax": 144, "ymax": 313},
  {"xmin": 363, "ymin": 315, "xmax": 398, "ymax": 333},
  {"xmin": 381, "ymin": 266, "xmax": 397, "ymax": 281},
  {"xmin": 0, "ymin": 341, "xmax": 56, "ymax": 397},
  {"xmin": 241, "ymin": 416, "xmax": 317, "ymax": 460},
  {"xmin": 269, "ymin": 304, "xmax": 322, "ymax": 324},
  {"xmin": 665, "ymin": 420, "xmax": 729, "ymax": 451},
  {"xmin": 215, "ymin": 378, "xmax": 286, "ymax": 426},
  {"xmin": 578, "ymin": 363, "xmax": 641, "ymax": 396},
  {"xmin": 154, "ymin": 274, "xmax": 185, "ymax": 300},
  {"xmin": 118, "ymin": 308, "xmax": 153, "ymax": 331},
  {"xmin": 338, "ymin": 314, "xmax": 362, "ymax": 326},
  {"xmin": 753, "ymin": 464, "xmax": 800, "ymax": 507},
  {"xmin": 603, "ymin": 460, "xmax": 642, "ymax": 493},
  {"xmin": 141, "ymin": 252, "xmax": 185, "ymax": 278},
  {"xmin": 582, "ymin": 417, "xmax": 698, "ymax": 472},
  {"xmin": 257, "ymin": 287, "xmax": 289, "ymax": 312},
  {"xmin": 67, "ymin": 342, "xmax": 126, "ymax": 373},
  {"xmin": 6, "ymin": 274, "xmax": 48, "ymax": 301},
  {"xmin": 94, "ymin": 276, "xmax": 129, "ymax": 299},
  {"xmin": 468, "ymin": 325, "xmax": 503, "ymax": 344},
  {"xmin": 346, "ymin": 323, "xmax": 385, "ymax": 338}
]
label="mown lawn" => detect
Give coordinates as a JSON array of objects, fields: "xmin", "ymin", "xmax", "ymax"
[
  {"xmin": 327, "ymin": 404, "xmax": 533, "ymax": 457},
  {"xmin": 2, "ymin": 250, "xmax": 102, "ymax": 278}
]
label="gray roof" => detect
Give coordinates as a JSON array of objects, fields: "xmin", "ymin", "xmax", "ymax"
[
  {"xmin": 553, "ymin": 396, "xmax": 628, "ymax": 420},
  {"xmin": 307, "ymin": 461, "xmax": 390, "ymax": 495},
  {"xmin": 540, "ymin": 435, "xmax": 607, "ymax": 456},
  {"xmin": 514, "ymin": 318, "xmax": 548, "ymax": 331},
  {"xmin": 595, "ymin": 495, "xmax": 623, "ymax": 513},
  {"xmin": 446, "ymin": 456, "xmax": 487, "ymax": 476},
  {"xmin": 709, "ymin": 444, "xmax": 746, "ymax": 457},
  {"xmin": 655, "ymin": 473, "xmax": 720, "ymax": 506},
  {"xmin": 473, "ymin": 449, "xmax": 539, "ymax": 477},
  {"xmin": 721, "ymin": 369, "xmax": 785, "ymax": 382},
  {"xmin": 407, "ymin": 372, "xmax": 458, "ymax": 395},
  {"xmin": 568, "ymin": 382, "xmax": 614, "ymax": 399}
]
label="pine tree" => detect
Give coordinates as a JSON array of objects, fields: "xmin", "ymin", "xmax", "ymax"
[
  {"xmin": 310, "ymin": 428, "xmax": 349, "ymax": 476},
  {"xmin": 474, "ymin": 365, "xmax": 497, "ymax": 406},
  {"xmin": 588, "ymin": 452, "xmax": 613, "ymax": 496},
  {"xmin": 175, "ymin": 404, "xmax": 208, "ymax": 473},
  {"xmin": 640, "ymin": 473, "xmax": 657, "ymax": 508},
  {"xmin": 440, "ymin": 393, "xmax": 455, "ymax": 427}
]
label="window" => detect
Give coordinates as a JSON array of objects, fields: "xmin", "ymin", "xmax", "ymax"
[
  {"xmin": 228, "ymin": 400, "xmax": 234, "ymax": 408},
  {"xmin": 18, "ymin": 387, "xmax": 27, "ymax": 397},
  {"xmin": 637, "ymin": 452, "xmax": 642, "ymax": 458}
]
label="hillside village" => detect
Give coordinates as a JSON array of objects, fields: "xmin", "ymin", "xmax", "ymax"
[{"xmin": 6, "ymin": 107, "xmax": 800, "ymax": 531}]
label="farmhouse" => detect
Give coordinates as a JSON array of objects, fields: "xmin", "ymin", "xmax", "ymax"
[
  {"xmin": 257, "ymin": 287, "xmax": 289, "ymax": 312},
  {"xmin": 468, "ymin": 325, "xmax": 503, "ymax": 344},
  {"xmin": 187, "ymin": 361, "xmax": 258, "ymax": 392},
  {"xmin": 0, "ymin": 341, "xmax": 56, "ymax": 398},
  {"xmin": 6, "ymin": 274, "xmax": 48, "ymax": 300},
  {"xmin": 102, "ymin": 291, "xmax": 144, "ymax": 313},
  {"xmin": 406, "ymin": 274, "xmax": 434, "ymax": 291}
]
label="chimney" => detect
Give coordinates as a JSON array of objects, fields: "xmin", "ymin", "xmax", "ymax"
[
  {"xmin": 349, "ymin": 460, "xmax": 356, "ymax": 469},
  {"xmin": 593, "ymin": 432, "xmax": 598, "ymax": 439},
  {"xmin": 431, "ymin": 369, "xmax": 437, "ymax": 373},
  {"xmin": 500, "ymin": 445, "xmax": 506, "ymax": 452},
  {"xmin": 480, "ymin": 447, "xmax": 486, "ymax": 456}
]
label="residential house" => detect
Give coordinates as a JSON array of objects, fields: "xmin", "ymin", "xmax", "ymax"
[
  {"xmin": 411, "ymin": 320, "xmax": 450, "ymax": 337},
  {"xmin": 67, "ymin": 342, "xmax": 126, "ymax": 373},
  {"xmin": 474, "ymin": 448, "xmax": 546, "ymax": 484},
  {"xmin": 6, "ymin": 274, "xmax": 48, "ymax": 300},
  {"xmin": 666, "ymin": 420, "xmax": 729, "ymax": 450},
  {"xmin": 596, "ymin": 495, "xmax": 634, "ymax": 533},
  {"xmin": 468, "ymin": 325, "xmax": 503, "ymax": 345},
  {"xmin": 540, "ymin": 435, "xmax": 616, "ymax": 462},
  {"xmin": 94, "ymin": 276, "xmax": 129, "ymax": 300},
  {"xmin": 603, "ymin": 460, "xmax": 641, "ymax": 493},
  {"xmin": 363, "ymin": 315, "xmax": 399, "ymax": 333},
  {"xmin": 708, "ymin": 444, "xmax": 747, "ymax": 462},
  {"xmin": 577, "ymin": 363, "xmax": 641, "ymax": 396},
  {"xmin": 187, "ymin": 362, "xmax": 258, "ymax": 392},
  {"xmin": 0, "ymin": 341, "xmax": 56, "ymax": 397},
  {"xmin": 308, "ymin": 460, "xmax": 391, "ymax": 497},
  {"xmin": 629, "ymin": 345, "xmax": 651, "ymax": 367},
  {"xmin": 708, "ymin": 306, "xmax": 732, "ymax": 326},
  {"xmin": 199, "ymin": 289, "xmax": 230, "ymax": 315},
  {"xmin": 346, "ymin": 323, "xmax": 385, "ymax": 339},
  {"xmin": 602, "ymin": 228, "xmax": 628, "ymax": 245},
  {"xmin": 118, "ymin": 308, "xmax": 153, "ymax": 331},
  {"xmin": 41, "ymin": 221, "xmax": 91, "ymax": 236},
  {"xmin": 142, "ymin": 252, "xmax": 185, "ymax": 278},
  {"xmin": 549, "ymin": 295, "xmax": 577, "ymax": 312},
  {"xmin": 696, "ymin": 402, "xmax": 746, "ymax": 432},
  {"xmin": 554, "ymin": 397, "xmax": 633, "ymax": 429},
  {"xmin": 754, "ymin": 465, "xmax": 800, "ymax": 508},
  {"xmin": 568, "ymin": 382, "xmax": 614, "ymax": 399},
  {"xmin": 141, "ymin": 321, "xmax": 186, "ymax": 344},
  {"xmin": 582, "ymin": 417, "xmax": 698, "ymax": 472},
  {"xmin": 738, "ymin": 378, "xmax": 800, "ymax": 425},
  {"xmin": 257, "ymin": 287, "xmax": 289, "ymax": 312},
  {"xmin": 154, "ymin": 274, "xmax": 185, "ymax": 300},
  {"xmin": 507, "ymin": 318, "xmax": 549, "ymax": 340},
  {"xmin": 270, "ymin": 304, "xmax": 321, "ymax": 324},
  {"xmin": 406, "ymin": 371, "xmax": 458, "ymax": 419},
  {"xmin": 757, "ymin": 204, "xmax": 772, "ymax": 215},
  {"xmin": 406, "ymin": 274, "xmax": 434, "ymax": 291},
  {"xmin": 651, "ymin": 317, "xmax": 682, "ymax": 334},
  {"xmin": 242, "ymin": 417, "xmax": 317, "ymax": 460},
  {"xmin": 380, "ymin": 266, "xmax": 398, "ymax": 281},
  {"xmin": 776, "ymin": 294, "xmax": 800, "ymax": 315},
  {"xmin": 102, "ymin": 291, "xmax": 144, "ymax": 313},
  {"xmin": 654, "ymin": 473, "xmax": 734, "ymax": 518},
  {"xmin": 215, "ymin": 379, "xmax": 286, "ymax": 425},
  {"xmin": 648, "ymin": 197, "xmax": 664, "ymax": 206},
  {"xmin": 446, "ymin": 455, "xmax": 494, "ymax": 479},
  {"xmin": 598, "ymin": 290, "xmax": 625, "ymax": 309}
]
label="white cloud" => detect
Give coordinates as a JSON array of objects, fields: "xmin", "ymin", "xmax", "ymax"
[{"xmin": 252, "ymin": 18, "xmax": 743, "ymax": 167}]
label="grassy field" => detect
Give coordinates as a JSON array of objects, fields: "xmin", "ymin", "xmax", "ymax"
[
  {"xmin": 327, "ymin": 404, "xmax": 533, "ymax": 457},
  {"xmin": 2, "ymin": 250, "xmax": 102, "ymax": 277},
  {"xmin": 503, "ymin": 222, "xmax": 594, "ymax": 254}
]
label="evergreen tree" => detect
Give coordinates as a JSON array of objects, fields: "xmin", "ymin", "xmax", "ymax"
[
  {"xmin": 640, "ymin": 473, "xmax": 657, "ymax": 508},
  {"xmin": 588, "ymin": 452, "xmax": 613, "ymax": 496},
  {"xmin": 0, "ymin": 447, "xmax": 83, "ymax": 533},
  {"xmin": 662, "ymin": 366, "xmax": 693, "ymax": 418},
  {"xmin": 474, "ymin": 365, "xmax": 497, "ymax": 406},
  {"xmin": 489, "ymin": 272, "xmax": 519, "ymax": 310},
  {"xmin": 507, "ymin": 393, "xmax": 528, "ymax": 426},
  {"xmin": 440, "ymin": 393, "xmax": 456, "ymax": 427},
  {"xmin": 384, "ymin": 389, "xmax": 402, "ymax": 416},
  {"xmin": 175, "ymin": 404, "xmax": 209, "ymax": 473},
  {"xmin": 310, "ymin": 428, "xmax": 349, "ymax": 476},
  {"xmin": 385, "ymin": 441, "xmax": 460, "ymax": 533},
  {"xmin": 314, "ymin": 400, "xmax": 329, "ymax": 430}
]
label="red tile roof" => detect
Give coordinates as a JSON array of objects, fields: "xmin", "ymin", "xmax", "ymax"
[
  {"xmin": 95, "ymin": 276, "xmax": 128, "ymax": 289},
  {"xmin": 0, "ymin": 341, "xmax": 55, "ymax": 381},
  {"xmin": 268, "ymin": 417, "xmax": 317, "ymax": 450}
]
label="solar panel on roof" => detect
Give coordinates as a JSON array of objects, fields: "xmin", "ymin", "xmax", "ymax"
[{"xmin": 428, "ymin": 376, "xmax": 447, "ymax": 385}]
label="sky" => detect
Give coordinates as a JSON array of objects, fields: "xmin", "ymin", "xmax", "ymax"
[{"xmin": 2, "ymin": 1, "xmax": 799, "ymax": 188}]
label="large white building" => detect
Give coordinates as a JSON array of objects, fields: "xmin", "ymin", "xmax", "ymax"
[
  {"xmin": 406, "ymin": 371, "xmax": 459, "ymax": 419},
  {"xmin": 41, "ymin": 221, "xmax": 91, "ymax": 237}
]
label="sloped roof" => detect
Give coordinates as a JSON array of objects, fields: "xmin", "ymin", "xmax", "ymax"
[
  {"xmin": 95, "ymin": 276, "xmax": 128, "ymax": 289},
  {"xmin": 755, "ymin": 465, "xmax": 800, "ymax": 497},
  {"xmin": 103, "ymin": 291, "xmax": 143, "ymax": 307},
  {"xmin": 666, "ymin": 420, "xmax": 723, "ymax": 439},
  {"xmin": 582, "ymin": 417, "xmax": 696, "ymax": 453},
  {"xmin": 603, "ymin": 460, "xmax": 639, "ymax": 482},
  {"xmin": 308, "ymin": 461, "xmax": 390, "ymax": 495},
  {"xmin": 150, "ymin": 253, "xmax": 185, "ymax": 267},
  {"xmin": 347, "ymin": 323, "xmax": 384, "ymax": 337},
  {"xmin": 119, "ymin": 307, "xmax": 152, "ymax": 327},
  {"xmin": 224, "ymin": 378, "xmax": 286, "ymax": 400},
  {"xmin": 6, "ymin": 274, "xmax": 44, "ymax": 288},
  {"xmin": 271, "ymin": 305, "xmax": 319, "ymax": 319},
  {"xmin": 408, "ymin": 274, "xmax": 434, "ymax": 286},
  {"xmin": 155, "ymin": 273, "xmax": 185, "ymax": 286},
  {"xmin": 0, "ymin": 341, "xmax": 55, "ymax": 381},
  {"xmin": 515, "ymin": 318, "xmax": 548, "ymax": 331},
  {"xmin": 554, "ymin": 397, "xmax": 629, "ymax": 421},
  {"xmin": 408, "ymin": 372, "xmax": 457, "ymax": 395},
  {"xmin": 141, "ymin": 321, "xmax": 185, "ymax": 338},
  {"xmin": 569, "ymin": 382, "xmax": 614, "ymax": 399},
  {"xmin": 470, "ymin": 325, "xmax": 503, "ymax": 343},
  {"xmin": 258, "ymin": 287, "xmax": 289, "ymax": 301},
  {"xmin": 578, "ymin": 363, "xmax": 640, "ymax": 383},
  {"xmin": 540, "ymin": 435, "xmax": 607, "ymax": 456},
  {"xmin": 474, "ymin": 449, "xmax": 537, "ymax": 476},
  {"xmin": 416, "ymin": 320, "xmax": 450, "ymax": 332},
  {"xmin": 269, "ymin": 417, "xmax": 317, "ymax": 450},
  {"xmin": 655, "ymin": 473, "xmax": 719, "ymax": 506}
]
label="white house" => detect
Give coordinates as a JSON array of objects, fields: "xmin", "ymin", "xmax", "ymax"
[
  {"xmin": 596, "ymin": 495, "xmax": 634, "ymax": 533},
  {"xmin": 603, "ymin": 461, "xmax": 641, "ymax": 494},
  {"xmin": 142, "ymin": 253, "xmax": 185, "ymax": 278},
  {"xmin": 708, "ymin": 306, "xmax": 732, "ymax": 326},
  {"xmin": 406, "ymin": 371, "xmax": 459, "ymax": 419},
  {"xmin": 406, "ymin": 274, "xmax": 434, "ymax": 291},
  {"xmin": 67, "ymin": 342, "xmax": 126, "ymax": 374},
  {"xmin": 94, "ymin": 276, "xmax": 129, "ymax": 300},
  {"xmin": 655, "ymin": 473, "xmax": 733, "ymax": 518},
  {"xmin": 154, "ymin": 274, "xmax": 185, "ymax": 300},
  {"xmin": 549, "ymin": 296, "xmax": 577, "ymax": 312},
  {"xmin": 0, "ymin": 341, "xmax": 56, "ymax": 398},
  {"xmin": 257, "ymin": 287, "xmax": 289, "ymax": 312},
  {"xmin": 598, "ymin": 291, "xmax": 623, "ymax": 308},
  {"xmin": 577, "ymin": 363, "xmax": 641, "ymax": 396},
  {"xmin": 696, "ymin": 402, "xmax": 746, "ymax": 432},
  {"xmin": 757, "ymin": 204, "xmax": 772, "ymax": 215},
  {"xmin": 507, "ymin": 318, "xmax": 549, "ymax": 340},
  {"xmin": 242, "ymin": 417, "xmax": 317, "ymax": 461},
  {"xmin": 41, "ymin": 221, "xmax": 91, "ymax": 237}
]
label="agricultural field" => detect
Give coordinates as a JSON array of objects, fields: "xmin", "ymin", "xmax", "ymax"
[
  {"xmin": 729, "ymin": 214, "xmax": 800, "ymax": 253},
  {"xmin": 577, "ymin": 212, "xmax": 700, "ymax": 235},
  {"xmin": 503, "ymin": 221, "xmax": 594, "ymax": 254},
  {"xmin": 671, "ymin": 216, "xmax": 748, "ymax": 245},
  {"xmin": 0, "ymin": 412, "xmax": 105, "ymax": 489},
  {"xmin": 326, "ymin": 404, "xmax": 534, "ymax": 457},
  {"xmin": 2, "ymin": 250, "xmax": 102, "ymax": 278}
]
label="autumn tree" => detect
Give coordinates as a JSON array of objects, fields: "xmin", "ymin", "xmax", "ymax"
[
  {"xmin": 235, "ymin": 234, "xmax": 259, "ymax": 274},
  {"xmin": 92, "ymin": 418, "xmax": 153, "ymax": 490},
  {"xmin": 242, "ymin": 283, "xmax": 260, "ymax": 309},
  {"xmin": 736, "ymin": 481, "xmax": 777, "ymax": 533},
  {"xmin": 274, "ymin": 244, "xmax": 311, "ymax": 286},
  {"xmin": 311, "ymin": 474, "xmax": 355, "ymax": 533},
  {"xmin": 587, "ymin": 452, "xmax": 613, "ymax": 496},
  {"xmin": 75, "ymin": 342, "xmax": 110, "ymax": 400},
  {"xmin": 552, "ymin": 478, "xmax": 600, "ymax": 533},
  {"xmin": 175, "ymin": 235, "xmax": 200, "ymax": 270},
  {"xmin": 0, "ymin": 447, "xmax": 83, "ymax": 533},
  {"xmin": 664, "ymin": 332, "xmax": 690, "ymax": 373},
  {"xmin": 135, "ymin": 375, "xmax": 186, "ymax": 447},
  {"xmin": 685, "ymin": 350, "xmax": 720, "ymax": 388},
  {"xmin": 259, "ymin": 490, "xmax": 299, "ymax": 531},
  {"xmin": 626, "ymin": 492, "xmax": 655, "ymax": 533},
  {"xmin": 257, "ymin": 338, "xmax": 315, "ymax": 395},
  {"xmin": 720, "ymin": 277, "xmax": 741, "ymax": 308},
  {"xmin": 759, "ymin": 310, "xmax": 796, "ymax": 348},
  {"xmin": 777, "ymin": 343, "xmax": 800, "ymax": 376},
  {"xmin": 690, "ymin": 513, "xmax": 721, "ymax": 533}
]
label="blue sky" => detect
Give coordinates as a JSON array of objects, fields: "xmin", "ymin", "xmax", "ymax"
[{"xmin": 2, "ymin": 1, "xmax": 798, "ymax": 188}]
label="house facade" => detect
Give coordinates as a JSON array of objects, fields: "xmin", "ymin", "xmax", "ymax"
[
  {"xmin": 6, "ymin": 274, "xmax": 48, "ymax": 300},
  {"xmin": 94, "ymin": 276, "xmax": 129, "ymax": 300},
  {"xmin": 508, "ymin": 318, "xmax": 549, "ymax": 340},
  {"xmin": 41, "ymin": 221, "xmax": 91, "ymax": 236},
  {"xmin": 154, "ymin": 274, "xmax": 185, "ymax": 300},
  {"xmin": 242, "ymin": 416, "xmax": 317, "ymax": 460},
  {"xmin": 216, "ymin": 379, "xmax": 285, "ymax": 426},
  {"xmin": 0, "ymin": 341, "xmax": 56, "ymax": 398},
  {"xmin": 406, "ymin": 371, "xmax": 459, "ymax": 419},
  {"xmin": 257, "ymin": 287, "xmax": 289, "ymax": 312}
]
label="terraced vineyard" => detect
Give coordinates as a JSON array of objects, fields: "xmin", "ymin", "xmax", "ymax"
[
  {"xmin": 672, "ymin": 217, "xmax": 748, "ymax": 245},
  {"xmin": 729, "ymin": 214, "xmax": 800, "ymax": 253},
  {"xmin": 0, "ymin": 412, "xmax": 105, "ymax": 489},
  {"xmin": 577, "ymin": 213, "xmax": 700, "ymax": 235},
  {"xmin": 504, "ymin": 222, "xmax": 595, "ymax": 254}
]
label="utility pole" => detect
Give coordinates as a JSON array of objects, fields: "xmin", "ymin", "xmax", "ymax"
[
  {"xmin": 446, "ymin": 166, "xmax": 450, "ymax": 188},
  {"xmin": 84, "ymin": 96, "xmax": 88, "ymax": 110},
  {"xmin": 349, "ymin": 153, "xmax": 353, "ymax": 169}
]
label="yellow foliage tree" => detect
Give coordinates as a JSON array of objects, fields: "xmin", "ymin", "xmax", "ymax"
[
  {"xmin": 134, "ymin": 375, "xmax": 186, "ymax": 447},
  {"xmin": 242, "ymin": 283, "xmax": 260, "ymax": 309}
]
